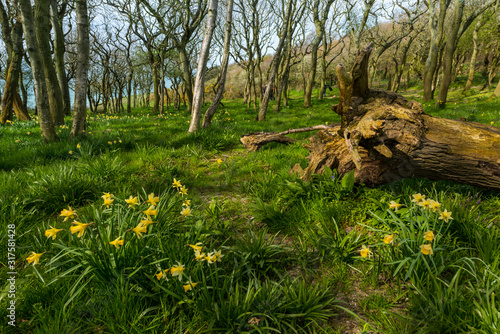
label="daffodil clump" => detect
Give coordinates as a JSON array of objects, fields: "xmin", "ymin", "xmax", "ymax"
[
  {"xmin": 360, "ymin": 193, "xmax": 454, "ymax": 280},
  {"xmin": 155, "ymin": 242, "xmax": 224, "ymax": 294},
  {"xmin": 26, "ymin": 192, "xmax": 164, "ymax": 271},
  {"xmin": 173, "ymin": 178, "xmax": 194, "ymax": 218}
]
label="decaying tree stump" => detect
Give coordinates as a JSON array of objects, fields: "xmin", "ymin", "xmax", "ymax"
[{"xmin": 302, "ymin": 42, "xmax": 500, "ymax": 191}]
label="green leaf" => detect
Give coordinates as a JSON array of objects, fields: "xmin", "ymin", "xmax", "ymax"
[{"xmin": 341, "ymin": 171, "xmax": 355, "ymax": 192}]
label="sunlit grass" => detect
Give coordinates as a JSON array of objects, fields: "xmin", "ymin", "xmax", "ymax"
[{"xmin": 0, "ymin": 84, "xmax": 499, "ymax": 333}]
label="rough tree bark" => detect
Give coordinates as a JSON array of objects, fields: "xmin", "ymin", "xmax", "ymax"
[{"xmin": 300, "ymin": 43, "xmax": 500, "ymax": 191}]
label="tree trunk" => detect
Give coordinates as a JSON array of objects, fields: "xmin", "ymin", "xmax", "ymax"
[
  {"xmin": 302, "ymin": 43, "xmax": 500, "ymax": 191},
  {"xmin": 303, "ymin": 34, "xmax": 321, "ymax": 107},
  {"xmin": 202, "ymin": 0, "xmax": 233, "ymax": 128},
  {"xmin": 179, "ymin": 48, "xmax": 193, "ymax": 114},
  {"xmin": 127, "ymin": 69, "xmax": 133, "ymax": 113},
  {"xmin": 258, "ymin": 0, "xmax": 293, "ymax": 121},
  {"xmin": 151, "ymin": 57, "xmax": 159, "ymax": 113},
  {"xmin": 19, "ymin": 0, "xmax": 58, "ymax": 142},
  {"xmin": 423, "ymin": 0, "xmax": 448, "ymax": 102},
  {"xmin": 435, "ymin": 0, "xmax": 465, "ymax": 108},
  {"xmin": 36, "ymin": 0, "xmax": 65, "ymax": 125},
  {"xmin": 70, "ymin": 0, "xmax": 89, "ymax": 139},
  {"xmin": 0, "ymin": 18, "xmax": 23, "ymax": 124},
  {"xmin": 188, "ymin": 0, "xmax": 218, "ymax": 133},
  {"xmin": 50, "ymin": 0, "xmax": 71, "ymax": 116}
]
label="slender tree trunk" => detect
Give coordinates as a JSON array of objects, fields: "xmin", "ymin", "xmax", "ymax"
[
  {"xmin": 189, "ymin": 0, "xmax": 218, "ymax": 132},
  {"xmin": 0, "ymin": 18, "xmax": 23, "ymax": 124},
  {"xmin": 258, "ymin": 0, "xmax": 292, "ymax": 121},
  {"xmin": 127, "ymin": 69, "xmax": 133, "ymax": 113},
  {"xmin": 436, "ymin": 0, "xmax": 465, "ymax": 108},
  {"xmin": 70, "ymin": 0, "xmax": 89, "ymax": 139},
  {"xmin": 304, "ymin": 35, "xmax": 322, "ymax": 107},
  {"xmin": 19, "ymin": 71, "xmax": 28, "ymax": 111},
  {"xmin": 102, "ymin": 63, "xmax": 109, "ymax": 113},
  {"xmin": 423, "ymin": 0, "xmax": 448, "ymax": 102},
  {"xmin": 19, "ymin": 0, "xmax": 58, "ymax": 141},
  {"xmin": 203, "ymin": 0, "xmax": 233, "ymax": 128},
  {"xmin": 465, "ymin": 17, "xmax": 483, "ymax": 91},
  {"xmin": 36, "ymin": 0, "xmax": 65, "ymax": 125},
  {"xmin": 179, "ymin": 48, "xmax": 193, "ymax": 114},
  {"xmin": 50, "ymin": 0, "xmax": 71, "ymax": 116},
  {"xmin": 319, "ymin": 34, "xmax": 328, "ymax": 100},
  {"xmin": 151, "ymin": 57, "xmax": 159, "ymax": 113}
]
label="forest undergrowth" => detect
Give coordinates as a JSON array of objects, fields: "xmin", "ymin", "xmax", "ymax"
[{"xmin": 1, "ymin": 85, "xmax": 499, "ymax": 333}]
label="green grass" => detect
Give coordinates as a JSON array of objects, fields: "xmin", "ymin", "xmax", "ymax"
[{"xmin": 0, "ymin": 84, "xmax": 499, "ymax": 333}]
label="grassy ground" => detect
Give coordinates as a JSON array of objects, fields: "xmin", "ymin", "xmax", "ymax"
[{"xmin": 0, "ymin": 83, "xmax": 499, "ymax": 334}]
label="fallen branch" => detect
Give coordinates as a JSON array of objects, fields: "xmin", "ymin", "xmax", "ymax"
[{"xmin": 240, "ymin": 124, "xmax": 339, "ymax": 151}]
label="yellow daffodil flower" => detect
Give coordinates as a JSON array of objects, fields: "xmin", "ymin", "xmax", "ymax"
[
  {"xmin": 147, "ymin": 193, "xmax": 159, "ymax": 206},
  {"xmin": 101, "ymin": 192, "xmax": 113, "ymax": 200},
  {"xmin": 172, "ymin": 178, "xmax": 182, "ymax": 189},
  {"xmin": 140, "ymin": 218, "xmax": 155, "ymax": 227},
  {"xmin": 429, "ymin": 199, "xmax": 441, "ymax": 212},
  {"xmin": 26, "ymin": 252, "xmax": 43, "ymax": 265},
  {"xmin": 143, "ymin": 206, "xmax": 158, "ymax": 217},
  {"xmin": 45, "ymin": 226, "xmax": 63, "ymax": 240},
  {"xmin": 170, "ymin": 263, "xmax": 185, "ymax": 281},
  {"xmin": 181, "ymin": 206, "xmax": 192, "ymax": 217},
  {"xmin": 77, "ymin": 143, "xmax": 81, "ymax": 149},
  {"xmin": 439, "ymin": 209, "xmax": 453, "ymax": 222},
  {"xmin": 194, "ymin": 250, "xmax": 206, "ymax": 261},
  {"xmin": 216, "ymin": 158, "xmax": 222, "ymax": 165},
  {"xmin": 411, "ymin": 193, "xmax": 426, "ymax": 203},
  {"xmin": 125, "ymin": 196, "xmax": 139, "ymax": 207},
  {"xmin": 417, "ymin": 199, "xmax": 432, "ymax": 209},
  {"xmin": 69, "ymin": 151, "xmax": 73, "ymax": 154},
  {"xmin": 179, "ymin": 186, "xmax": 188, "ymax": 196},
  {"xmin": 132, "ymin": 223, "xmax": 147, "ymax": 239},
  {"xmin": 204, "ymin": 252, "xmax": 217, "ymax": 264},
  {"xmin": 109, "ymin": 236, "xmax": 124, "ymax": 249},
  {"xmin": 156, "ymin": 271, "xmax": 165, "ymax": 280},
  {"xmin": 383, "ymin": 234, "xmax": 394, "ymax": 245},
  {"xmin": 420, "ymin": 244, "xmax": 433, "ymax": 255},
  {"xmin": 183, "ymin": 281, "xmax": 199, "ymax": 292},
  {"xmin": 360, "ymin": 245, "xmax": 372, "ymax": 258},
  {"xmin": 424, "ymin": 231, "xmax": 434, "ymax": 242},
  {"xmin": 103, "ymin": 197, "xmax": 114, "ymax": 208},
  {"xmin": 70, "ymin": 221, "xmax": 90, "ymax": 237},
  {"xmin": 213, "ymin": 250, "xmax": 223, "ymax": 262},
  {"xmin": 187, "ymin": 242, "xmax": 203, "ymax": 252},
  {"xmin": 60, "ymin": 206, "xmax": 76, "ymax": 221},
  {"xmin": 388, "ymin": 201, "xmax": 403, "ymax": 211},
  {"xmin": 182, "ymin": 199, "xmax": 191, "ymax": 207}
]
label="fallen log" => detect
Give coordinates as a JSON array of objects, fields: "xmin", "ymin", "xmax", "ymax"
[
  {"xmin": 240, "ymin": 124, "xmax": 338, "ymax": 151},
  {"xmin": 302, "ymin": 42, "xmax": 500, "ymax": 191}
]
